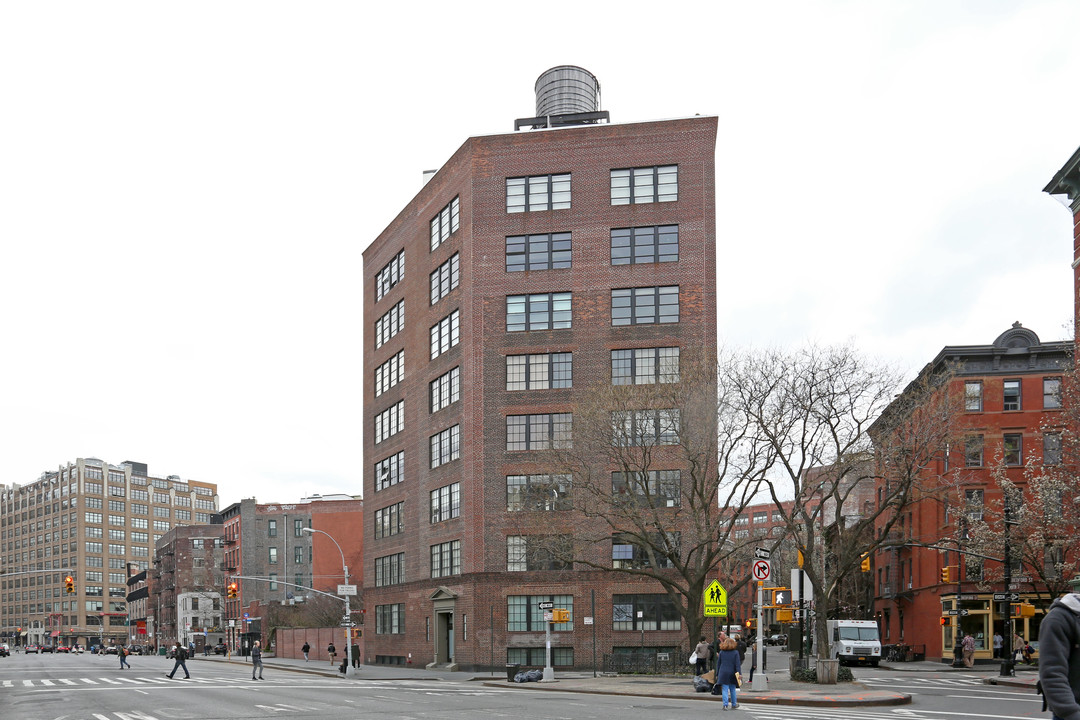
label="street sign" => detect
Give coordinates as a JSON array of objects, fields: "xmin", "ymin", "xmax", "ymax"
[
  {"xmin": 337, "ymin": 584, "xmax": 357, "ymax": 596},
  {"xmin": 993, "ymin": 593, "xmax": 1020, "ymax": 602},
  {"xmin": 752, "ymin": 560, "xmax": 771, "ymax": 582},
  {"xmin": 538, "ymin": 601, "xmax": 554, "ymax": 610},
  {"xmin": 704, "ymin": 580, "xmax": 728, "ymax": 617},
  {"xmin": 583, "ymin": 616, "xmax": 594, "ymax": 625},
  {"xmin": 946, "ymin": 609, "xmax": 970, "ymax": 616},
  {"xmin": 340, "ymin": 621, "xmax": 356, "ymax": 627},
  {"xmin": 754, "ymin": 547, "xmax": 771, "ymax": 560}
]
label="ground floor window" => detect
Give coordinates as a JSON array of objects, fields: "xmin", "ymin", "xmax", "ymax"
[
  {"xmin": 507, "ymin": 647, "xmax": 573, "ymax": 666},
  {"xmin": 612, "ymin": 594, "xmax": 681, "ymax": 631}
]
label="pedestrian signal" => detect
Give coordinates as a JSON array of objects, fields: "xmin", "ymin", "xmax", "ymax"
[{"xmin": 940, "ymin": 616, "xmax": 950, "ymax": 626}]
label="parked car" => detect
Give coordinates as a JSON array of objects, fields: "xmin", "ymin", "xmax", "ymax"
[
  {"xmin": 0, "ymin": 644, "xmax": 9, "ymax": 657},
  {"xmin": 212, "ymin": 642, "xmax": 227, "ymax": 655},
  {"xmin": 40, "ymin": 645, "xmax": 55, "ymax": 653},
  {"xmin": 103, "ymin": 645, "xmax": 119, "ymax": 655},
  {"xmin": 25, "ymin": 645, "xmax": 40, "ymax": 654},
  {"xmin": 766, "ymin": 633, "xmax": 788, "ymax": 646},
  {"xmin": 56, "ymin": 645, "xmax": 70, "ymax": 653},
  {"xmin": 72, "ymin": 644, "xmax": 84, "ymax": 654}
]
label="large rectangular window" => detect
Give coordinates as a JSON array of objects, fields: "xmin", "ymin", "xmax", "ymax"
[
  {"xmin": 612, "ymin": 533, "xmax": 679, "ymax": 569},
  {"xmin": 430, "ymin": 540, "xmax": 461, "ymax": 578},
  {"xmin": 507, "ymin": 594, "xmax": 574, "ymax": 632},
  {"xmin": 506, "ymin": 293, "xmax": 571, "ymax": 332},
  {"xmin": 1003, "ymin": 379, "xmax": 1021, "ymax": 411},
  {"xmin": 375, "ymin": 350, "xmax": 404, "ymax": 398},
  {"xmin": 611, "ymin": 286, "xmax": 679, "ymax": 325},
  {"xmin": 374, "ymin": 451, "xmax": 404, "ymax": 492},
  {"xmin": 506, "ymin": 353, "xmax": 572, "ymax": 390},
  {"xmin": 1003, "ymin": 433, "xmax": 1022, "ymax": 466},
  {"xmin": 506, "ymin": 535, "xmax": 571, "ymax": 571},
  {"xmin": 612, "ymin": 471, "xmax": 681, "ymax": 508},
  {"xmin": 375, "ymin": 300, "xmax": 404, "ymax": 349},
  {"xmin": 506, "ymin": 233, "xmax": 572, "ymax": 272},
  {"xmin": 507, "ymin": 647, "xmax": 574, "ymax": 667},
  {"xmin": 507, "ymin": 474, "xmax": 572, "ymax": 512},
  {"xmin": 612, "ymin": 594, "xmax": 682, "ymax": 631},
  {"xmin": 430, "ymin": 196, "xmax": 460, "ymax": 251},
  {"xmin": 611, "ymin": 347, "xmax": 679, "ymax": 385},
  {"xmin": 964, "ymin": 436, "xmax": 984, "ymax": 467},
  {"xmin": 430, "ymin": 425, "xmax": 461, "ymax": 468},
  {"xmin": 430, "ymin": 310, "xmax": 460, "ymax": 359},
  {"xmin": 375, "ymin": 603, "xmax": 404, "ymax": 634},
  {"xmin": 430, "ymin": 482, "xmax": 460, "ymax": 523},
  {"xmin": 430, "ymin": 367, "xmax": 461, "ymax": 413},
  {"xmin": 374, "ymin": 553, "xmax": 404, "ymax": 587},
  {"xmin": 1044, "ymin": 432, "xmax": 1062, "ymax": 466},
  {"xmin": 506, "ymin": 174, "xmax": 571, "ymax": 213},
  {"xmin": 375, "ymin": 249, "xmax": 404, "ymax": 302},
  {"xmin": 964, "ymin": 381, "xmax": 983, "ymax": 411},
  {"xmin": 374, "ymin": 401, "xmax": 404, "ymax": 444},
  {"xmin": 430, "ymin": 253, "xmax": 460, "ymax": 304},
  {"xmin": 610, "ymin": 166, "xmax": 678, "ymax": 205},
  {"xmin": 506, "ymin": 413, "xmax": 572, "ymax": 451},
  {"xmin": 611, "ymin": 409, "xmax": 680, "ymax": 446},
  {"xmin": 610, "ymin": 225, "xmax": 678, "ymax": 265},
  {"xmin": 1044, "ymin": 377, "xmax": 1062, "ymax": 409},
  {"xmin": 374, "ymin": 502, "xmax": 404, "ymax": 539}
]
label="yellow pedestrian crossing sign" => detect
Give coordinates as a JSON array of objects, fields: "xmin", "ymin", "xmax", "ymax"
[{"xmin": 704, "ymin": 580, "xmax": 728, "ymax": 617}]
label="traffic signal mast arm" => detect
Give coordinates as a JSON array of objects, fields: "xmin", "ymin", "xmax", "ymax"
[{"xmin": 226, "ymin": 574, "xmax": 353, "ymax": 604}]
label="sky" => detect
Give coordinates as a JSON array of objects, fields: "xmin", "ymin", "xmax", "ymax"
[{"xmin": 2, "ymin": 1, "xmax": 1079, "ymax": 507}]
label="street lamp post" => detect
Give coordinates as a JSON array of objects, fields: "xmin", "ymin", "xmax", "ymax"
[{"xmin": 301, "ymin": 528, "xmax": 355, "ymax": 675}]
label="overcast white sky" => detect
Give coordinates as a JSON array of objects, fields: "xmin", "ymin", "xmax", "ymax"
[{"xmin": 2, "ymin": 1, "xmax": 1078, "ymax": 507}]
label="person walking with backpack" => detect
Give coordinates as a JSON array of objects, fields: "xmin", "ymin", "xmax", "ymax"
[
  {"xmin": 250, "ymin": 640, "xmax": 264, "ymax": 680},
  {"xmin": 301, "ymin": 641, "xmax": 310, "ymax": 662},
  {"xmin": 119, "ymin": 645, "xmax": 131, "ymax": 670},
  {"xmin": 165, "ymin": 641, "xmax": 190, "ymax": 679},
  {"xmin": 1038, "ymin": 592, "xmax": 1080, "ymax": 720},
  {"xmin": 327, "ymin": 641, "xmax": 336, "ymax": 667}
]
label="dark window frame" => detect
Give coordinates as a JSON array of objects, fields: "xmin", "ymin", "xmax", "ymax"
[{"xmin": 610, "ymin": 225, "xmax": 679, "ymax": 265}]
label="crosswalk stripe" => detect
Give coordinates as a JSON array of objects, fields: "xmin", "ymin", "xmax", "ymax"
[
  {"xmin": 40, "ymin": 679, "xmax": 55, "ymax": 686},
  {"xmin": 98, "ymin": 677, "xmax": 123, "ymax": 684},
  {"xmin": 81, "ymin": 678, "xmax": 98, "ymax": 684},
  {"xmin": 23, "ymin": 679, "xmax": 34, "ymax": 687},
  {"xmin": 2, "ymin": 680, "xmax": 11, "ymax": 688},
  {"xmin": 59, "ymin": 679, "xmax": 77, "ymax": 685}
]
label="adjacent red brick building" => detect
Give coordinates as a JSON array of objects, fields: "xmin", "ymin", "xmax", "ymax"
[{"xmin": 362, "ymin": 67, "xmax": 717, "ymax": 670}]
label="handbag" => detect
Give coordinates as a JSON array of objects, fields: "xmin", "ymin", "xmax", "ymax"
[
  {"xmin": 688, "ymin": 651, "xmax": 698, "ymax": 664},
  {"xmin": 735, "ymin": 672, "xmax": 742, "ymax": 688}
]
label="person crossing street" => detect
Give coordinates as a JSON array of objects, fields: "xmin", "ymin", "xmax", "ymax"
[
  {"xmin": 251, "ymin": 640, "xmax": 264, "ymax": 680},
  {"xmin": 165, "ymin": 641, "xmax": 190, "ymax": 679}
]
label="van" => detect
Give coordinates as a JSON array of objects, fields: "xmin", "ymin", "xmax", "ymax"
[{"xmin": 826, "ymin": 619, "xmax": 881, "ymax": 666}]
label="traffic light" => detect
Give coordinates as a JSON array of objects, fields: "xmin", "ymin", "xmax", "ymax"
[
  {"xmin": 860, "ymin": 553, "xmax": 871, "ymax": 572},
  {"xmin": 940, "ymin": 566, "xmax": 952, "ymax": 584},
  {"xmin": 227, "ymin": 582, "xmax": 238, "ymax": 599},
  {"xmin": 940, "ymin": 616, "xmax": 951, "ymax": 626},
  {"xmin": 65, "ymin": 575, "xmax": 74, "ymax": 594},
  {"xmin": 745, "ymin": 620, "xmax": 752, "ymax": 629}
]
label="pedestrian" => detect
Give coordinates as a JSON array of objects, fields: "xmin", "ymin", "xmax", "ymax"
[
  {"xmin": 709, "ymin": 630, "xmax": 727, "ymax": 661},
  {"xmin": 251, "ymin": 640, "xmax": 264, "ymax": 680},
  {"xmin": 693, "ymin": 635, "xmax": 711, "ymax": 676},
  {"xmin": 992, "ymin": 632, "xmax": 1003, "ymax": 659},
  {"xmin": 748, "ymin": 641, "xmax": 757, "ymax": 682},
  {"xmin": 204, "ymin": 642, "xmax": 210, "ymax": 657},
  {"xmin": 166, "ymin": 641, "xmax": 190, "ymax": 679},
  {"xmin": 1013, "ymin": 632, "xmax": 1026, "ymax": 663},
  {"xmin": 302, "ymin": 641, "xmax": 310, "ymax": 662},
  {"xmin": 712, "ymin": 637, "xmax": 741, "ymax": 709},
  {"xmin": 119, "ymin": 645, "xmax": 131, "ymax": 670},
  {"xmin": 734, "ymin": 634, "xmax": 747, "ymax": 669},
  {"xmin": 961, "ymin": 633, "xmax": 975, "ymax": 667},
  {"xmin": 351, "ymin": 643, "xmax": 361, "ymax": 669},
  {"xmin": 327, "ymin": 641, "xmax": 336, "ymax": 666},
  {"xmin": 1039, "ymin": 592, "xmax": 1080, "ymax": 720}
]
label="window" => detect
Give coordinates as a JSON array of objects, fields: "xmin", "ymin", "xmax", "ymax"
[
  {"xmin": 506, "ymin": 353, "xmax": 572, "ymax": 390},
  {"xmin": 294, "ymin": 519, "xmax": 304, "ymax": 537},
  {"xmin": 507, "ymin": 647, "xmax": 574, "ymax": 667},
  {"xmin": 508, "ymin": 594, "xmax": 573, "ymax": 632},
  {"xmin": 430, "ymin": 425, "xmax": 461, "ymax": 468},
  {"xmin": 507, "ymin": 474, "xmax": 572, "ymax": 511},
  {"xmin": 430, "ymin": 310, "xmax": 460, "ymax": 359},
  {"xmin": 375, "ymin": 603, "xmax": 404, "ymax": 634},
  {"xmin": 430, "ymin": 483, "xmax": 460, "ymax": 523},
  {"xmin": 1044, "ymin": 432, "xmax": 1062, "ymax": 466},
  {"xmin": 1044, "ymin": 377, "xmax": 1062, "ymax": 409},
  {"xmin": 506, "ymin": 293, "xmax": 572, "ymax": 332},
  {"xmin": 374, "ymin": 502, "xmax": 404, "ymax": 539},
  {"xmin": 430, "ymin": 367, "xmax": 461, "ymax": 413},
  {"xmin": 1003, "ymin": 380, "xmax": 1021, "ymax": 411},
  {"xmin": 430, "ymin": 540, "xmax": 461, "ymax": 578},
  {"xmin": 268, "ymin": 547, "xmax": 278, "ymax": 564},
  {"xmin": 374, "ymin": 553, "xmax": 404, "ymax": 587},
  {"xmin": 610, "ymin": 165, "xmax": 678, "ymax": 205},
  {"xmin": 375, "ymin": 300, "xmax": 404, "ymax": 349},
  {"xmin": 375, "ymin": 451, "xmax": 404, "ymax": 491},
  {"xmin": 611, "ymin": 347, "xmax": 679, "ymax": 385},
  {"xmin": 85, "ymin": 512, "xmax": 102, "ymax": 525},
  {"xmin": 294, "ymin": 546, "xmax": 303, "ymax": 563},
  {"xmin": 506, "ymin": 174, "xmax": 570, "ymax": 213},
  {"xmin": 964, "ymin": 435, "xmax": 984, "ymax": 467},
  {"xmin": 965, "ymin": 489, "xmax": 984, "ymax": 521},
  {"xmin": 611, "ymin": 286, "xmax": 679, "ymax": 325},
  {"xmin": 430, "ymin": 196, "xmax": 460, "ymax": 251},
  {"xmin": 611, "ymin": 532, "xmax": 679, "ymax": 569},
  {"xmin": 506, "ymin": 535, "xmax": 571, "ymax": 571},
  {"xmin": 506, "ymin": 413, "xmax": 572, "ymax": 451},
  {"xmin": 268, "ymin": 520, "xmax": 277, "ymax": 537},
  {"xmin": 964, "ymin": 381, "xmax": 983, "ymax": 411},
  {"xmin": 610, "ymin": 225, "xmax": 678, "ymax": 264},
  {"xmin": 505, "ymin": 233, "xmax": 572, "ymax": 272},
  {"xmin": 429, "ymin": 252, "xmax": 460, "ymax": 304},
  {"xmin": 611, "ymin": 409, "xmax": 680, "ymax": 446},
  {"xmin": 375, "ymin": 350, "xmax": 405, "ymax": 397},
  {"xmin": 1003, "ymin": 433, "xmax": 1022, "ymax": 466},
  {"xmin": 375, "ymin": 249, "xmax": 405, "ymax": 302},
  {"xmin": 612, "ymin": 471, "xmax": 681, "ymax": 508},
  {"xmin": 612, "ymin": 594, "xmax": 681, "ymax": 631},
  {"xmin": 374, "ymin": 401, "xmax": 404, "ymax": 444}
]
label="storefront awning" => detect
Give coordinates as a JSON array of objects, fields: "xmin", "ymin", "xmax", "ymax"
[
  {"xmin": 50, "ymin": 630, "xmax": 60, "ymax": 637},
  {"xmin": 19, "ymin": 631, "xmax": 27, "ymax": 637}
]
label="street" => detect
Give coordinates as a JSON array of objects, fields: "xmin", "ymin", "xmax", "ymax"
[{"xmin": 0, "ymin": 651, "xmax": 1045, "ymax": 720}]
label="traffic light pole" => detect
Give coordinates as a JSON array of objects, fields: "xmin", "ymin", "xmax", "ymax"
[
  {"xmin": 752, "ymin": 583, "xmax": 766, "ymax": 691},
  {"xmin": 1000, "ymin": 496, "xmax": 1015, "ymax": 678}
]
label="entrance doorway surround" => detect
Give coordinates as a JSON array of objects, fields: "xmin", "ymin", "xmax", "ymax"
[{"xmin": 427, "ymin": 586, "xmax": 458, "ymax": 671}]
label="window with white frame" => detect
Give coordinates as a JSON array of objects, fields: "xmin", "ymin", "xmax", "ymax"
[
  {"xmin": 430, "ymin": 310, "xmax": 460, "ymax": 359},
  {"xmin": 1003, "ymin": 379, "xmax": 1021, "ymax": 411},
  {"xmin": 374, "ymin": 401, "xmax": 404, "ymax": 444},
  {"xmin": 430, "ymin": 196, "xmax": 460, "ymax": 251},
  {"xmin": 1003, "ymin": 433, "xmax": 1022, "ymax": 466},
  {"xmin": 611, "ymin": 347, "xmax": 679, "ymax": 385},
  {"xmin": 429, "ymin": 425, "xmax": 461, "ymax": 468},
  {"xmin": 506, "ymin": 353, "xmax": 572, "ymax": 390},
  {"xmin": 1044, "ymin": 432, "xmax": 1063, "ymax": 466},
  {"xmin": 965, "ymin": 435, "xmax": 984, "ymax": 467},
  {"xmin": 506, "ymin": 413, "xmax": 572, "ymax": 451},
  {"xmin": 375, "ymin": 350, "xmax": 405, "ymax": 398},
  {"xmin": 506, "ymin": 293, "xmax": 571, "ymax": 331},
  {"xmin": 611, "ymin": 286, "xmax": 679, "ymax": 325},
  {"xmin": 610, "ymin": 225, "xmax": 678, "ymax": 264},
  {"xmin": 430, "ymin": 253, "xmax": 459, "ymax": 304},
  {"xmin": 375, "ymin": 300, "xmax": 404, "ymax": 349},
  {"xmin": 505, "ymin": 232, "xmax": 572, "ymax": 271},
  {"xmin": 375, "ymin": 249, "xmax": 404, "ymax": 302},
  {"xmin": 430, "ymin": 367, "xmax": 460, "ymax": 413},
  {"xmin": 610, "ymin": 165, "xmax": 678, "ymax": 205},
  {"xmin": 429, "ymin": 482, "xmax": 460, "ymax": 523},
  {"xmin": 964, "ymin": 381, "xmax": 982, "ymax": 411},
  {"xmin": 506, "ymin": 174, "xmax": 570, "ymax": 213},
  {"xmin": 1044, "ymin": 377, "xmax": 1062, "ymax": 409}
]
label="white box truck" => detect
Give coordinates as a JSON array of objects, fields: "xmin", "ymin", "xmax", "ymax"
[{"xmin": 826, "ymin": 619, "xmax": 881, "ymax": 666}]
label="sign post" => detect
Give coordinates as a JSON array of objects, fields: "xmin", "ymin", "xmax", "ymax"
[
  {"xmin": 703, "ymin": 580, "xmax": 728, "ymax": 618},
  {"xmin": 538, "ymin": 601, "xmax": 555, "ymax": 682},
  {"xmin": 752, "ymin": 549, "xmax": 769, "ymax": 691}
]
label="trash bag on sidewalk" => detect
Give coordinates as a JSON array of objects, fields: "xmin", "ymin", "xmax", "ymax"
[{"xmin": 693, "ymin": 675, "xmax": 713, "ymax": 693}]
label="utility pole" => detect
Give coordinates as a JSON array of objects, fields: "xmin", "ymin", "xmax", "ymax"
[{"xmin": 1000, "ymin": 495, "xmax": 1015, "ymax": 677}]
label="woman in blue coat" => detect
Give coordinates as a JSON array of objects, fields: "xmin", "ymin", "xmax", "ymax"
[{"xmin": 714, "ymin": 636, "xmax": 741, "ymax": 709}]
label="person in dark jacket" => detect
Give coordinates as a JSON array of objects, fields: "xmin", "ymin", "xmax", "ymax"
[
  {"xmin": 251, "ymin": 640, "xmax": 264, "ymax": 680},
  {"xmin": 693, "ymin": 636, "xmax": 712, "ymax": 676},
  {"xmin": 327, "ymin": 642, "xmax": 337, "ymax": 666},
  {"xmin": 1038, "ymin": 592, "xmax": 1080, "ymax": 720},
  {"xmin": 734, "ymin": 634, "xmax": 747, "ymax": 669},
  {"xmin": 166, "ymin": 642, "xmax": 190, "ymax": 679},
  {"xmin": 302, "ymin": 642, "xmax": 310, "ymax": 662},
  {"xmin": 712, "ymin": 637, "xmax": 741, "ymax": 709}
]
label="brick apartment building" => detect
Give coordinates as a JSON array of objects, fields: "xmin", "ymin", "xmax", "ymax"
[
  {"xmin": 220, "ymin": 495, "xmax": 363, "ymax": 653},
  {"xmin": 1044, "ymin": 144, "xmax": 1080, "ymax": 332},
  {"xmin": 362, "ymin": 66, "xmax": 717, "ymax": 670},
  {"xmin": 871, "ymin": 324, "xmax": 1070, "ymax": 662},
  {"xmin": 0, "ymin": 458, "xmax": 218, "ymax": 649},
  {"xmin": 151, "ymin": 522, "xmax": 226, "ymax": 651}
]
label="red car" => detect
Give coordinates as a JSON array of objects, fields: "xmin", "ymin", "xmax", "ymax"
[{"xmin": 56, "ymin": 645, "xmax": 71, "ymax": 653}]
